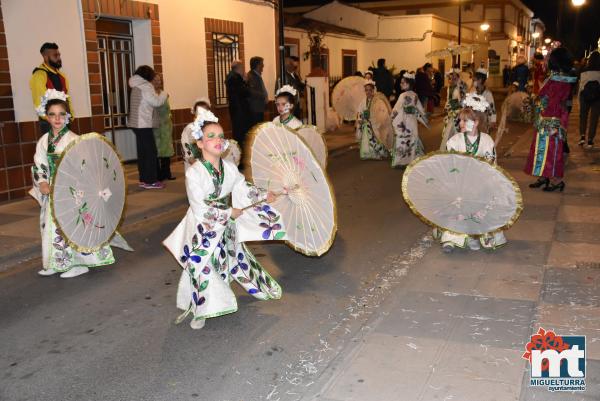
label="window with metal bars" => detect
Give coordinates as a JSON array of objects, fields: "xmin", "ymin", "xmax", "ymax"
[{"xmin": 212, "ymin": 33, "xmax": 240, "ymax": 106}]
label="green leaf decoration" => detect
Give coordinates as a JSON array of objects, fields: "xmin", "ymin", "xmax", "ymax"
[
  {"xmin": 198, "ymin": 280, "xmax": 209, "ymax": 291},
  {"xmin": 237, "ymin": 277, "xmax": 251, "ymax": 284},
  {"xmin": 426, "ymin": 178, "xmax": 435, "ymax": 184},
  {"xmin": 69, "ymin": 186, "xmax": 76, "ymax": 196},
  {"xmin": 103, "ymin": 157, "xmax": 109, "ymax": 169},
  {"xmin": 192, "ymin": 234, "xmax": 198, "ymax": 247},
  {"xmin": 450, "ymin": 168, "xmax": 460, "ymax": 173},
  {"xmin": 194, "ymin": 249, "xmax": 208, "ymax": 256},
  {"xmin": 274, "ymin": 232, "xmax": 286, "ymax": 240}
]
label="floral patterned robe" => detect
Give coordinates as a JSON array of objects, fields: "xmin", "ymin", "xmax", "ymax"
[
  {"xmin": 163, "ymin": 158, "xmax": 286, "ymax": 323},
  {"xmin": 390, "ymin": 91, "xmax": 427, "ymax": 167},
  {"xmin": 31, "ymin": 129, "xmax": 120, "ymax": 273},
  {"xmin": 356, "ymin": 97, "xmax": 389, "ymax": 160},
  {"xmin": 524, "ymin": 73, "xmax": 577, "ymax": 179},
  {"xmin": 439, "ymin": 80, "xmax": 467, "ymax": 150},
  {"xmin": 433, "ymin": 132, "xmax": 507, "ymax": 250}
]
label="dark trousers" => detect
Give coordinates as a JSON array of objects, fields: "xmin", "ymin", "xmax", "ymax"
[
  {"xmin": 580, "ymin": 94, "xmax": 600, "ymax": 144},
  {"xmin": 158, "ymin": 157, "xmax": 172, "ymax": 181},
  {"xmin": 249, "ymin": 112, "xmax": 264, "ymax": 130},
  {"xmin": 132, "ymin": 127, "xmax": 158, "ymax": 184}
]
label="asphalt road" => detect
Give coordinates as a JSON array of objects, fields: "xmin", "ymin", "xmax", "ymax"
[{"xmin": 0, "ymin": 117, "xmax": 456, "ymax": 401}]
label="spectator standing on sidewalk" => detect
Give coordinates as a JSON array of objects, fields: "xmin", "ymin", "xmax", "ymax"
[
  {"xmin": 525, "ymin": 47, "xmax": 577, "ymax": 192},
  {"xmin": 373, "ymin": 58, "xmax": 394, "ymax": 100},
  {"xmin": 152, "ymin": 74, "xmax": 175, "ymax": 181},
  {"xmin": 578, "ymin": 51, "xmax": 600, "ymax": 149},
  {"xmin": 128, "ymin": 65, "xmax": 167, "ymax": 190},
  {"xmin": 226, "ymin": 60, "xmax": 251, "ymax": 149},
  {"xmin": 30, "ymin": 43, "xmax": 74, "ymax": 135},
  {"xmin": 247, "ymin": 56, "xmax": 269, "ymax": 128}
]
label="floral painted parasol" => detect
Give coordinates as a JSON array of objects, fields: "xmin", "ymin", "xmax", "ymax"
[
  {"xmin": 245, "ymin": 122, "xmax": 337, "ymax": 256},
  {"xmin": 402, "ymin": 152, "xmax": 523, "ymax": 235},
  {"xmin": 331, "ymin": 76, "xmax": 366, "ymax": 121},
  {"xmin": 50, "ymin": 133, "xmax": 126, "ymax": 252},
  {"xmin": 295, "ymin": 125, "xmax": 328, "ymax": 169}
]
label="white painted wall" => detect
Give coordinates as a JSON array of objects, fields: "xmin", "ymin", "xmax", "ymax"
[
  {"xmin": 303, "ymin": 0, "xmax": 379, "ymax": 38},
  {"xmin": 2, "ymin": 0, "xmax": 91, "ymax": 122},
  {"xmin": 146, "ymin": 0, "xmax": 276, "ymax": 111},
  {"xmin": 3, "ymin": 0, "xmax": 276, "ymax": 122}
]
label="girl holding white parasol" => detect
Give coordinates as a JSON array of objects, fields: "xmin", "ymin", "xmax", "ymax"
[
  {"xmin": 31, "ymin": 90, "xmax": 124, "ymax": 278},
  {"xmin": 356, "ymin": 80, "xmax": 390, "ymax": 160},
  {"xmin": 273, "ymin": 85, "xmax": 302, "ymax": 129},
  {"xmin": 434, "ymin": 93, "xmax": 507, "ymax": 253},
  {"xmin": 390, "ymin": 71, "xmax": 427, "ymax": 167},
  {"xmin": 163, "ymin": 109, "xmax": 285, "ymax": 330}
]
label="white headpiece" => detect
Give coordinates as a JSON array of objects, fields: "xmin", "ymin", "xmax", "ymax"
[
  {"xmin": 363, "ymin": 79, "xmax": 376, "ymax": 88},
  {"xmin": 276, "ymin": 85, "xmax": 297, "ymax": 97},
  {"xmin": 475, "ymin": 68, "xmax": 488, "ymax": 77},
  {"xmin": 445, "ymin": 68, "xmax": 461, "ymax": 76},
  {"xmin": 36, "ymin": 89, "xmax": 71, "ymax": 126},
  {"xmin": 191, "ymin": 97, "xmax": 211, "ymax": 114},
  {"xmin": 511, "ymin": 81, "xmax": 519, "ymax": 87},
  {"xmin": 191, "ymin": 108, "xmax": 219, "ymax": 140},
  {"xmin": 403, "ymin": 72, "xmax": 416, "ymax": 80},
  {"xmin": 463, "ymin": 93, "xmax": 490, "ymax": 112}
]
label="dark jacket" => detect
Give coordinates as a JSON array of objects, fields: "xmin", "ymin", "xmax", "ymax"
[
  {"xmin": 511, "ymin": 64, "xmax": 530, "ymax": 91},
  {"xmin": 373, "ymin": 66, "xmax": 394, "ymax": 98},
  {"xmin": 226, "ymin": 70, "xmax": 251, "ymax": 139},
  {"xmin": 415, "ymin": 70, "xmax": 437, "ymax": 99},
  {"xmin": 285, "ymin": 70, "xmax": 305, "ymax": 96},
  {"xmin": 247, "ymin": 70, "xmax": 268, "ymax": 113}
]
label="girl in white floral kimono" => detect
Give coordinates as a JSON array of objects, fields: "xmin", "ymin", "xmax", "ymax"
[
  {"xmin": 435, "ymin": 94, "xmax": 507, "ymax": 253},
  {"xmin": 32, "ymin": 90, "xmax": 126, "ymax": 278},
  {"xmin": 440, "ymin": 68, "xmax": 468, "ymax": 150},
  {"xmin": 273, "ymin": 85, "xmax": 302, "ymax": 129},
  {"xmin": 163, "ymin": 108, "xmax": 286, "ymax": 330},
  {"xmin": 181, "ymin": 98, "xmax": 211, "ymax": 171},
  {"xmin": 470, "ymin": 68, "xmax": 497, "ymax": 133},
  {"xmin": 356, "ymin": 80, "xmax": 389, "ymax": 160},
  {"xmin": 390, "ymin": 72, "xmax": 427, "ymax": 167}
]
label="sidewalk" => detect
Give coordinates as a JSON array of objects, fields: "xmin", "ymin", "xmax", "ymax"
[
  {"xmin": 301, "ymin": 105, "xmax": 600, "ymax": 401},
  {"xmin": 0, "ymin": 131, "xmax": 357, "ymax": 272}
]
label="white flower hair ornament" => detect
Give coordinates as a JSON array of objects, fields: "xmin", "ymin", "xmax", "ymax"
[
  {"xmin": 36, "ymin": 89, "xmax": 71, "ymax": 124},
  {"xmin": 363, "ymin": 79, "xmax": 377, "ymax": 88},
  {"xmin": 191, "ymin": 108, "xmax": 219, "ymax": 140},
  {"xmin": 445, "ymin": 68, "xmax": 461, "ymax": 76},
  {"xmin": 403, "ymin": 72, "xmax": 416, "ymax": 80},
  {"xmin": 475, "ymin": 68, "xmax": 488, "ymax": 77},
  {"xmin": 463, "ymin": 93, "xmax": 490, "ymax": 112},
  {"xmin": 276, "ymin": 85, "xmax": 297, "ymax": 97}
]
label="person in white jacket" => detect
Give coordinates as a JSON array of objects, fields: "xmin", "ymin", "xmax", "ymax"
[{"xmin": 127, "ymin": 65, "xmax": 167, "ymax": 189}]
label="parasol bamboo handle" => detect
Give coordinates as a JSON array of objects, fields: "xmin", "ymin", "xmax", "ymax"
[{"xmin": 240, "ymin": 185, "xmax": 299, "ymax": 211}]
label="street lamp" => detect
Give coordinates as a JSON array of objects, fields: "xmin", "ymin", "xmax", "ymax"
[
  {"xmin": 544, "ymin": 38, "xmax": 552, "ymax": 44},
  {"xmin": 532, "ymin": 32, "xmax": 540, "ymax": 39},
  {"xmin": 572, "ymin": 0, "xmax": 585, "ymax": 6},
  {"xmin": 480, "ymin": 23, "xmax": 490, "ymax": 32}
]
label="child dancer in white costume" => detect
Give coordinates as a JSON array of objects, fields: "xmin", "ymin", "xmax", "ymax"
[
  {"xmin": 163, "ymin": 108, "xmax": 286, "ymax": 329},
  {"xmin": 273, "ymin": 85, "xmax": 302, "ymax": 129}
]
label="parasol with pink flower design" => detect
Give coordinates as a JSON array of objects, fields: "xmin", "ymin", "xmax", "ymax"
[
  {"xmin": 402, "ymin": 152, "xmax": 523, "ymax": 235},
  {"xmin": 245, "ymin": 122, "xmax": 337, "ymax": 256},
  {"xmin": 50, "ymin": 133, "xmax": 126, "ymax": 253}
]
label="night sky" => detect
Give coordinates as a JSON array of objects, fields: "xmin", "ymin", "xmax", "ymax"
[{"xmin": 284, "ymin": 0, "xmax": 599, "ymax": 58}]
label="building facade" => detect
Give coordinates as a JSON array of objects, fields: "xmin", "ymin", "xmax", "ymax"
[{"xmin": 0, "ymin": 0, "xmax": 278, "ymax": 202}]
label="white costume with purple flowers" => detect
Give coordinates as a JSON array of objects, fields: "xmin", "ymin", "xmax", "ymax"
[{"xmin": 163, "ymin": 158, "xmax": 286, "ymax": 323}]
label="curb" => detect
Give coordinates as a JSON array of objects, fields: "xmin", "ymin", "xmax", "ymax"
[{"xmin": 0, "ymin": 196, "xmax": 189, "ymax": 273}]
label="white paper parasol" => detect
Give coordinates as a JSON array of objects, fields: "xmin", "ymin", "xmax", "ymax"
[
  {"xmin": 426, "ymin": 42, "xmax": 480, "ymax": 58},
  {"xmin": 51, "ymin": 133, "xmax": 126, "ymax": 252},
  {"xmin": 246, "ymin": 122, "xmax": 337, "ymax": 256},
  {"xmin": 370, "ymin": 93, "xmax": 394, "ymax": 151},
  {"xmin": 332, "ymin": 76, "xmax": 366, "ymax": 121},
  {"xmin": 223, "ymin": 139, "xmax": 242, "ymax": 166},
  {"xmin": 295, "ymin": 125, "xmax": 328, "ymax": 168},
  {"xmin": 402, "ymin": 152, "xmax": 522, "ymax": 235}
]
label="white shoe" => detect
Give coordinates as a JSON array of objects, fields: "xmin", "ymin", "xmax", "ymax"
[
  {"xmin": 60, "ymin": 266, "xmax": 89, "ymax": 278},
  {"xmin": 467, "ymin": 238, "xmax": 481, "ymax": 251},
  {"xmin": 442, "ymin": 243, "xmax": 454, "ymax": 253},
  {"xmin": 190, "ymin": 318, "xmax": 206, "ymax": 330},
  {"xmin": 38, "ymin": 269, "xmax": 58, "ymax": 276}
]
